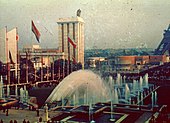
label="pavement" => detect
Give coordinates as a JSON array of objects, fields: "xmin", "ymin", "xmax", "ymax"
[{"xmin": 0, "ymin": 108, "xmax": 57, "ymax": 123}]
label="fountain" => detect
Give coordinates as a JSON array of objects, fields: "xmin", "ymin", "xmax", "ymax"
[
  {"xmin": 46, "ymin": 69, "xmax": 156, "ymax": 112},
  {"xmin": 7, "ymin": 85, "xmax": 10, "ymax": 97},
  {"xmin": 155, "ymin": 91, "xmax": 157, "ymax": 105},
  {"xmin": 151, "ymin": 92, "xmax": 154, "ymax": 108},
  {"xmin": 109, "ymin": 75, "xmax": 113, "ymax": 88},
  {"xmin": 132, "ymin": 79, "xmax": 137, "ymax": 92},
  {"xmin": 20, "ymin": 88, "xmax": 24, "ymax": 103},
  {"xmin": 84, "ymin": 93, "xmax": 86, "ymax": 104},
  {"xmin": 46, "ymin": 70, "xmax": 110, "ymax": 105},
  {"xmin": 139, "ymin": 76, "xmax": 143, "ymax": 90},
  {"xmin": 15, "ymin": 84, "xmax": 18, "ymax": 96},
  {"xmin": 73, "ymin": 94, "xmax": 76, "ymax": 107},
  {"xmin": 123, "ymin": 75, "xmax": 126, "ymax": 83},
  {"xmin": 25, "ymin": 90, "xmax": 29, "ymax": 103},
  {"xmin": 125, "ymin": 83, "xmax": 130, "ymax": 100},
  {"xmin": 114, "ymin": 88, "xmax": 119, "ymax": 104},
  {"xmin": 44, "ymin": 104, "xmax": 49, "ymax": 122},
  {"xmin": 144, "ymin": 73, "xmax": 149, "ymax": 88},
  {"xmin": 140, "ymin": 92, "xmax": 143, "ymax": 105},
  {"xmin": 46, "ymin": 69, "xmax": 159, "ymax": 122},
  {"xmin": 116, "ymin": 73, "xmax": 121, "ymax": 86}
]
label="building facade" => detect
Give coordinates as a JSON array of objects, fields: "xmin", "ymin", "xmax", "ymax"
[{"xmin": 57, "ymin": 17, "xmax": 84, "ymax": 68}]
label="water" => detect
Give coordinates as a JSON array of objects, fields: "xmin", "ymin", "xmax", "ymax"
[
  {"xmin": 116, "ymin": 73, "xmax": 121, "ymax": 86},
  {"xmin": 125, "ymin": 83, "xmax": 130, "ymax": 100},
  {"xmin": 132, "ymin": 79, "xmax": 137, "ymax": 92},
  {"xmin": 15, "ymin": 84, "xmax": 18, "ymax": 96},
  {"xmin": 114, "ymin": 88, "xmax": 119, "ymax": 103},
  {"xmin": 46, "ymin": 70, "xmax": 110, "ymax": 105},
  {"xmin": 144, "ymin": 73, "xmax": 149, "ymax": 88},
  {"xmin": 109, "ymin": 75, "xmax": 113, "ymax": 89},
  {"xmin": 151, "ymin": 92, "xmax": 154, "ymax": 108},
  {"xmin": 155, "ymin": 91, "xmax": 157, "ymax": 105},
  {"xmin": 151, "ymin": 91, "xmax": 157, "ymax": 107},
  {"xmin": 20, "ymin": 88, "xmax": 24, "ymax": 103},
  {"xmin": 139, "ymin": 76, "xmax": 143, "ymax": 90},
  {"xmin": 140, "ymin": 92, "xmax": 143, "ymax": 105},
  {"xmin": 46, "ymin": 70, "xmax": 154, "ymax": 107},
  {"xmin": 7, "ymin": 85, "xmax": 10, "ymax": 97}
]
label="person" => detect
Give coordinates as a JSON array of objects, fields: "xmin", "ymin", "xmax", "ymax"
[
  {"xmin": 36, "ymin": 109, "xmax": 39, "ymax": 117},
  {"xmin": 23, "ymin": 119, "xmax": 26, "ymax": 123},
  {"xmin": 14, "ymin": 120, "xmax": 17, "ymax": 123},
  {"xmin": 9, "ymin": 120, "xmax": 13, "ymax": 123},
  {"xmin": 3, "ymin": 108, "xmax": 5, "ymax": 113},
  {"xmin": 39, "ymin": 117, "xmax": 42, "ymax": 122},
  {"xmin": 0, "ymin": 119, "xmax": 3, "ymax": 123},
  {"xmin": 26, "ymin": 121, "xmax": 30, "ymax": 123},
  {"xmin": 6, "ymin": 109, "xmax": 8, "ymax": 116}
]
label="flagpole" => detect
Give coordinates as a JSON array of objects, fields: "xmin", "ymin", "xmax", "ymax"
[
  {"xmin": 63, "ymin": 59, "xmax": 65, "ymax": 79},
  {"xmin": 41, "ymin": 55, "xmax": 43, "ymax": 82},
  {"xmin": 52, "ymin": 55, "xmax": 54, "ymax": 81},
  {"xmin": 17, "ymin": 50, "xmax": 20, "ymax": 84},
  {"xmin": 34, "ymin": 56, "xmax": 37, "ymax": 83},
  {"xmin": 47, "ymin": 55, "xmax": 49, "ymax": 81},
  {"xmin": 31, "ymin": 20, "xmax": 35, "ymax": 83},
  {"xmin": 16, "ymin": 27, "xmax": 20, "ymax": 84},
  {"xmin": 33, "ymin": 45, "xmax": 36, "ymax": 83},
  {"xmin": 58, "ymin": 57, "xmax": 60, "ymax": 81},
  {"xmin": 26, "ymin": 51, "xmax": 28, "ymax": 84},
  {"xmin": 6, "ymin": 26, "xmax": 10, "ymax": 85},
  {"xmin": 67, "ymin": 34, "xmax": 70, "ymax": 76},
  {"xmin": 31, "ymin": 20, "xmax": 41, "ymax": 83}
]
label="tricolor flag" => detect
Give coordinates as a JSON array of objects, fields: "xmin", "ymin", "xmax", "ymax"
[
  {"xmin": 68, "ymin": 36, "xmax": 76, "ymax": 49},
  {"xmin": 32, "ymin": 20, "xmax": 41, "ymax": 43}
]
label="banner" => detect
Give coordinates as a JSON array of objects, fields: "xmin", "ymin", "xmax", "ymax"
[{"xmin": 32, "ymin": 20, "xmax": 41, "ymax": 42}]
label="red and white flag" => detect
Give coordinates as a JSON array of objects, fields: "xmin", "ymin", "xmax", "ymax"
[
  {"xmin": 32, "ymin": 20, "xmax": 41, "ymax": 42},
  {"xmin": 68, "ymin": 36, "xmax": 76, "ymax": 49}
]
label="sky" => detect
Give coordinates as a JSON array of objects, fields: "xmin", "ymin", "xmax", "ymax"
[{"xmin": 0, "ymin": 0, "xmax": 170, "ymax": 50}]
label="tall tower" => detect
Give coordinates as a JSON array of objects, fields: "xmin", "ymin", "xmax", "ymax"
[
  {"xmin": 57, "ymin": 17, "xmax": 84, "ymax": 67},
  {"xmin": 155, "ymin": 24, "xmax": 170, "ymax": 55}
]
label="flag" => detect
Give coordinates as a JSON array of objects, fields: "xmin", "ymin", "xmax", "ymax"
[
  {"xmin": 32, "ymin": 20, "xmax": 41, "ymax": 42},
  {"xmin": 16, "ymin": 34, "xmax": 19, "ymax": 41},
  {"xmin": 68, "ymin": 36, "xmax": 76, "ymax": 49},
  {"xmin": 9, "ymin": 51, "xmax": 14, "ymax": 64}
]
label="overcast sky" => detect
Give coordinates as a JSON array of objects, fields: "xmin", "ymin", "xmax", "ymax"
[{"xmin": 0, "ymin": 0, "xmax": 170, "ymax": 49}]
